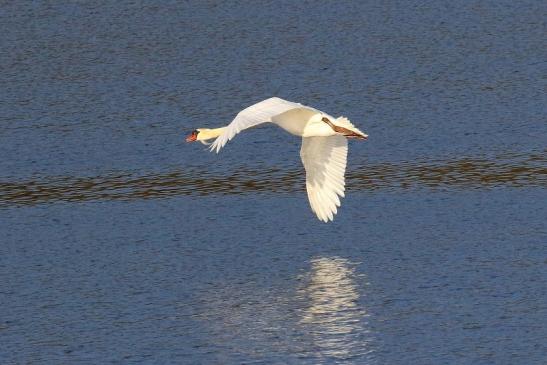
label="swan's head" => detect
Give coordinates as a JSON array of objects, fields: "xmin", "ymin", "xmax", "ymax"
[
  {"xmin": 186, "ymin": 128, "xmax": 225, "ymax": 145},
  {"xmin": 185, "ymin": 129, "xmax": 200, "ymax": 142}
]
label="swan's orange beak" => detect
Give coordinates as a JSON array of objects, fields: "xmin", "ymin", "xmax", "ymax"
[{"xmin": 185, "ymin": 130, "xmax": 198, "ymax": 142}]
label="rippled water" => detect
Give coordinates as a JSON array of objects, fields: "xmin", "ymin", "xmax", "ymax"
[
  {"xmin": 2, "ymin": 151, "xmax": 545, "ymax": 207},
  {"xmin": 1, "ymin": 1, "xmax": 546, "ymax": 364}
]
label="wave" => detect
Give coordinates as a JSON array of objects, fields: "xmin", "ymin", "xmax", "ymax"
[{"xmin": 1, "ymin": 151, "xmax": 545, "ymax": 207}]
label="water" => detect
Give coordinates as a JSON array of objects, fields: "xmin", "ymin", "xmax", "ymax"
[{"xmin": 1, "ymin": 1, "xmax": 546, "ymax": 364}]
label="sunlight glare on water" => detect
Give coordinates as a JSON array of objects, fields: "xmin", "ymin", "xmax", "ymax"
[{"xmin": 298, "ymin": 257, "xmax": 373, "ymax": 362}]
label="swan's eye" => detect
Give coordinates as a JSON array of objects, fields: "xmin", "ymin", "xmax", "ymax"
[{"xmin": 193, "ymin": 130, "xmax": 200, "ymax": 135}]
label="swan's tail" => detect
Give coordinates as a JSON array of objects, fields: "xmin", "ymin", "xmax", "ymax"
[{"xmin": 335, "ymin": 117, "xmax": 368, "ymax": 139}]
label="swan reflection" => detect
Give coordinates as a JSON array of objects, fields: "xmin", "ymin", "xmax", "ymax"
[
  {"xmin": 193, "ymin": 256, "xmax": 374, "ymax": 363},
  {"xmin": 298, "ymin": 256, "xmax": 373, "ymax": 361}
]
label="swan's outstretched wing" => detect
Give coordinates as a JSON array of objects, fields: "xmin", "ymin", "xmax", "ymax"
[
  {"xmin": 300, "ymin": 135, "xmax": 348, "ymax": 222},
  {"xmin": 210, "ymin": 97, "xmax": 313, "ymax": 153}
]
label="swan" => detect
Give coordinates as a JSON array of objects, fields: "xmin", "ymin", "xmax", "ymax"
[{"xmin": 186, "ymin": 97, "xmax": 368, "ymax": 222}]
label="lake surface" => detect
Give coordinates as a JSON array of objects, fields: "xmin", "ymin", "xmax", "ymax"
[{"xmin": 1, "ymin": 1, "xmax": 546, "ymax": 364}]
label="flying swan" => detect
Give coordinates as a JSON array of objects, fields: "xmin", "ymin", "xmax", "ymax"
[{"xmin": 186, "ymin": 97, "xmax": 368, "ymax": 222}]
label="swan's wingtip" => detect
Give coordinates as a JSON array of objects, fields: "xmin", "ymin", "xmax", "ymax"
[
  {"xmin": 207, "ymin": 143, "xmax": 219, "ymax": 153},
  {"xmin": 317, "ymin": 214, "xmax": 334, "ymax": 223}
]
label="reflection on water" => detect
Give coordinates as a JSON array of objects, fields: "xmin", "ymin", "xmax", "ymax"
[
  {"xmin": 193, "ymin": 256, "xmax": 373, "ymax": 363},
  {"xmin": 1, "ymin": 151, "xmax": 545, "ymax": 207},
  {"xmin": 298, "ymin": 257, "xmax": 373, "ymax": 362}
]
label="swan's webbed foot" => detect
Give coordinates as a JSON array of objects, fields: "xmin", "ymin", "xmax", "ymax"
[{"xmin": 322, "ymin": 117, "xmax": 367, "ymax": 140}]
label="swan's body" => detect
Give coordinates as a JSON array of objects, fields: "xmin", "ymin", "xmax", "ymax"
[{"xmin": 186, "ymin": 97, "xmax": 368, "ymax": 222}]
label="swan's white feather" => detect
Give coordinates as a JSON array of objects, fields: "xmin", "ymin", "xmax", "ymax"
[
  {"xmin": 197, "ymin": 97, "xmax": 366, "ymax": 222},
  {"xmin": 300, "ymin": 135, "xmax": 348, "ymax": 222},
  {"xmin": 209, "ymin": 97, "xmax": 316, "ymax": 153}
]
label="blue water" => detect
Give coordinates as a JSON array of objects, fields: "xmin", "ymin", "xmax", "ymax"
[{"xmin": 1, "ymin": 1, "xmax": 546, "ymax": 364}]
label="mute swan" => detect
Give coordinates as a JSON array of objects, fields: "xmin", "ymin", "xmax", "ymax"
[{"xmin": 186, "ymin": 97, "xmax": 368, "ymax": 222}]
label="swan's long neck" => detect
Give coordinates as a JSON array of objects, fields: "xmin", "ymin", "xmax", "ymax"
[{"xmin": 199, "ymin": 127, "xmax": 227, "ymax": 141}]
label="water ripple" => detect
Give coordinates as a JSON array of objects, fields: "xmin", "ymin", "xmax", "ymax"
[
  {"xmin": 298, "ymin": 257, "xmax": 373, "ymax": 361},
  {"xmin": 1, "ymin": 151, "xmax": 545, "ymax": 207}
]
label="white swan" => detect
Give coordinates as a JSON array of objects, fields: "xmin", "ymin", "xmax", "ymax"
[{"xmin": 186, "ymin": 97, "xmax": 368, "ymax": 222}]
